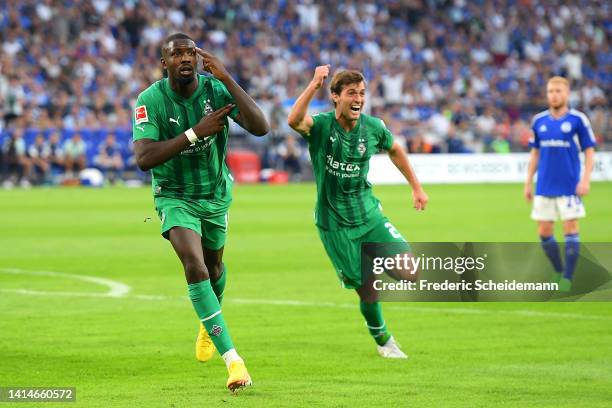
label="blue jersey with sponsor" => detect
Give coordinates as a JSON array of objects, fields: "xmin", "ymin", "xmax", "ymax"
[{"xmin": 529, "ymin": 109, "xmax": 596, "ymax": 196}]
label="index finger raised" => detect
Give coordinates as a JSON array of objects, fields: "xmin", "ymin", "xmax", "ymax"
[
  {"xmin": 195, "ymin": 47, "xmax": 212, "ymax": 58},
  {"xmin": 214, "ymin": 104, "xmax": 235, "ymax": 116}
]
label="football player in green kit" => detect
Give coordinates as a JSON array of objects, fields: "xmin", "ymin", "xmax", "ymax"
[
  {"xmin": 133, "ymin": 33, "xmax": 269, "ymax": 391},
  {"xmin": 288, "ymin": 65, "xmax": 428, "ymax": 358}
]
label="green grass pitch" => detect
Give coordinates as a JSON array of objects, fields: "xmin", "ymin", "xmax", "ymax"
[{"xmin": 1, "ymin": 182, "xmax": 611, "ymax": 407}]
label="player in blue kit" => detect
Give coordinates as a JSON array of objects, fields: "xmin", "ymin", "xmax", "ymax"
[{"xmin": 524, "ymin": 77, "xmax": 597, "ymax": 292}]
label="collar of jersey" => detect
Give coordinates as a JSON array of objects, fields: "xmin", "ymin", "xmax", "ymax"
[
  {"xmin": 332, "ymin": 114, "xmax": 361, "ymax": 136},
  {"xmin": 164, "ymin": 75, "xmax": 206, "ymax": 104},
  {"xmin": 547, "ymin": 109, "xmax": 570, "ymax": 122}
]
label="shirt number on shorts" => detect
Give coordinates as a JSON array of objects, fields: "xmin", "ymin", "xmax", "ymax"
[{"xmin": 384, "ymin": 222, "xmax": 403, "ymax": 239}]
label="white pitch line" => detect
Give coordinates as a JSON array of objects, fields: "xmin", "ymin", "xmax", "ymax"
[
  {"xmin": 1, "ymin": 268, "xmax": 610, "ymax": 321},
  {"xmin": 0, "ymin": 288, "xmax": 127, "ymax": 298},
  {"xmin": 0, "ymin": 268, "xmax": 131, "ymax": 298},
  {"xmin": 230, "ymin": 297, "xmax": 612, "ymax": 321},
  {"xmin": 133, "ymin": 294, "xmax": 172, "ymax": 301}
]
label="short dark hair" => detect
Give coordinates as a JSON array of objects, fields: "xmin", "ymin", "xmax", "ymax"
[
  {"xmin": 162, "ymin": 32, "xmax": 193, "ymax": 49},
  {"xmin": 329, "ymin": 70, "xmax": 365, "ymax": 95},
  {"xmin": 160, "ymin": 33, "xmax": 194, "ymax": 71}
]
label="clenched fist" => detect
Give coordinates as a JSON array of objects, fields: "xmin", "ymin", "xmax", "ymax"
[{"xmin": 311, "ymin": 65, "xmax": 330, "ymax": 89}]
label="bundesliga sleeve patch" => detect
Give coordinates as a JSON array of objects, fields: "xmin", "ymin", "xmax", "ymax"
[{"xmin": 135, "ymin": 105, "xmax": 149, "ymax": 124}]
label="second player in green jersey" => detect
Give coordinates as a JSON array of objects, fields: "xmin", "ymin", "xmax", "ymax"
[{"xmin": 288, "ymin": 65, "xmax": 428, "ymax": 359}]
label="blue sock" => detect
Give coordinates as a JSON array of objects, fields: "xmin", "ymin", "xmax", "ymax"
[
  {"xmin": 540, "ymin": 235, "xmax": 563, "ymax": 273},
  {"xmin": 563, "ymin": 233, "xmax": 580, "ymax": 280}
]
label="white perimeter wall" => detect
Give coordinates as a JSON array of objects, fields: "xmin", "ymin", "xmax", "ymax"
[{"xmin": 368, "ymin": 152, "xmax": 612, "ymax": 184}]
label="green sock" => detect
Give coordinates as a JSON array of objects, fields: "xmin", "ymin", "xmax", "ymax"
[
  {"xmin": 211, "ymin": 263, "xmax": 227, "ymax": 305},
  {"xmin": 188, "ymin": 280, "xmax": 234, "ymax": 355},
  {"xmin": 359, "ymin": 301, "xmax": 391, "ymax": 346}
]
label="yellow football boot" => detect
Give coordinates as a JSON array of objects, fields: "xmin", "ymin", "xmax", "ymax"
[
  {"xmin": 195, "ymin": 322, "xmax": 216, "ymax": 362},
  {"xmin": 226, "ymin": 360, "xmax": 252, "ymax": 392}
]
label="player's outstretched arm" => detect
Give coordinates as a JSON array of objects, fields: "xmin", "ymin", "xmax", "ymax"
[
  {"xmin": 576, "ymin": 147, "xmax": 595, "ymax": 196},
  {"xmin": 134, "ymin": 104, "xmax": 234, "ymax": 171},
  {"xmin": 287, "ymin": 64, "xmax": 330, "ymax": 135},
  {"xmin": 196, "ymin": 48, "xmax": 269, "ymax": 136},
  {"xmin": 524, "ymin": 148, "xmax": 539, "ymax": 201},
  {"xmin": 387, "ymin": 141, "xmax": 428, "ymax": 211}
]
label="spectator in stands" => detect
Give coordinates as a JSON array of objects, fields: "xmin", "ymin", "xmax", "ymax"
[
  {"xmin": 2, "ymin": 75, "xmax": 24, "ymax": 124},
  {"xmin": 590, "ymin": 103, "xmax": 608, "ymax": 143},
  {"xmin": 1, "ymin": 128, "xmax": 32, "ymax": 187},
  {"xmin": 277, "ymin": 134, "xmax": 303, "ymax": 181},
  {"xmin": 63, "ymin": 132, "xmax": 86, "ymax": 178},
  {"xmin": 407, "ymin": 134, "xmax": 433, "ymax": 154},
  {"xmin": 95, "ymin": 133, "xmax": 124, "ymax": 184},
  {"xmin": 27, "ymin": 133, "xmax": 51, "ymax": 184},
  {"xmin": 48, "ymin": 131, "xmax": 65, "ymax": 174},
  {"xmin": 446, "ymin": 131, "xmax": 465, "ymax": 154},
  {"xmin": 0, "ymin": 0, "xmax": 608, "ymax": 181},
  {"xmin": 491, "ymin": 136, "xmax": 511, "ymax": 154},
  {"xmin": 475, "ymin": 107, "xmax": 497, "ymax": 151},
  {"xmin": 581, "ymin": 79, "xmax": 606, "ymax": 108}
]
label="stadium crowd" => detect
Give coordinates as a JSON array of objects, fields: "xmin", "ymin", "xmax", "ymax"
[{"xmin": 0, "ymin": 0, "xmax": 609, "ymax": 185}]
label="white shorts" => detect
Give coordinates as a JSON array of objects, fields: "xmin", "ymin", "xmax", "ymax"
[{"xmin": 531, "ymin": 195, "xmax": 586, "ymax": 221}]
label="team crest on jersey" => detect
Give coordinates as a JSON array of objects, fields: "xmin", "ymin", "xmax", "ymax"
[
  {"xmin": 538, "ymin": 124, "xmax": 547, "ymax": 132},
  {"xmin": 203, "ymin": 98, "xmax": 214, "ymax": 115},
  {"xmin": 135, "ymin": 105, "xmax": 148, "ymax": 124},
  {"xmin": 209, "ymin": 325, "xmax": 223, "ymax": 337},
  {"xmin": 561, "ymin": 121, "xmax": 572, "ymax": 133},
  {"xmin": 358, "ymin": 142, "xmax": 366, "ymax": 156}
]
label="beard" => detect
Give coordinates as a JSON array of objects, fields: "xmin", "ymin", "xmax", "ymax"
[
  {"xmin": 549, "ymin": 100, "xmax": 565, "ymax": 110},
  {"xmin": 175, "ymin": 72, "xmax": 195, "ymax": 85}
]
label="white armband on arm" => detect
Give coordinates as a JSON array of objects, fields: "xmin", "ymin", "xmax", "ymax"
[{"xmin": 185, "ymin": 128, "xmax": 198, "ymax": 144}]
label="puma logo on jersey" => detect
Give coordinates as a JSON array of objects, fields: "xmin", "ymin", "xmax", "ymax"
[
  {"xmin": 136, "ymin": 126, "xmax": 144, "ymax": 132},
  {"xmin": 330, "ymin": 136, "xmax": 336, "ymax": 142},
  {"xmin": 539, "ymin": 124, "xmax": 547, "ymax": 132},
  {"xmin": 169, "ymin": 116, "xmax": 181, "ymax": 126}
]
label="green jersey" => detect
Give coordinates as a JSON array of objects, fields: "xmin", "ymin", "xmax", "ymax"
[
  {"xmin": 132, "ymin": 74, "xmax": 239, "ymax": 202},
  {"xmin": 305, "ymin": 111, "xmax": 394, "ymax": 230}
]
